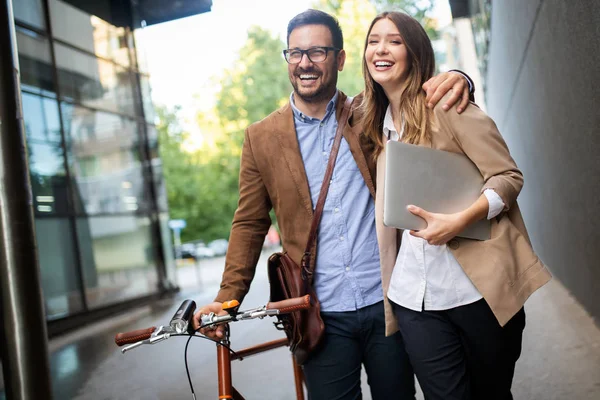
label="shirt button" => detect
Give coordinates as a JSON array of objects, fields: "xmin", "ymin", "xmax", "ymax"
[
  {"xmin": 334, "ymin": 207, "xmax": 339, "ymax": 213},
  {"xmin": 448, "ymin": 239, "xmax": 460, "ymax": 250},
  {"xmin": 320, "ymin": 122, "xmax": 324, "ymax": 127},
  {"xmin": 345, "ymin": 266, "xmax": 350, "ymax": 272},
  {"xmin": 322, "ymin": 151, "xmax": 327, "ymax": 156},
  {"xmin": 339, "ymin": 236, "xmax": 344, "ymax": 241}
]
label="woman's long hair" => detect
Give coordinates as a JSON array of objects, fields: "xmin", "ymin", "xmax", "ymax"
[{"xmin": 359, "ymin": 12, "xmax": 436, "ymax": 157}]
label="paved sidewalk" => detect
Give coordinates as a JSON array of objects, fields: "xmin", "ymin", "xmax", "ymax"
[{"xmin": 6, "ymin": 252, "xmax": 598, "ymax": 399}]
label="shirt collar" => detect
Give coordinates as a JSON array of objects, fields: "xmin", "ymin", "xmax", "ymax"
[
  {"xmin": 382, "ymin": 104, "xmax": 403, "ymax": 140},
  {"xmin": 289, "ymin": 90, "xmax": 339, "ymax": 122}
]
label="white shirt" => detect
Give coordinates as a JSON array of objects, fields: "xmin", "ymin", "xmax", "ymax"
[{"xmin": 383, "ymin": 105, "xmax": 505, "ymax": 311}]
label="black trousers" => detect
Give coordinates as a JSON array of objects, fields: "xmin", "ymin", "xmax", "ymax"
[
  {"xmin": 392, "ymin": 299, "xmax": 526, "ymax": 400},
  {"xmin": 303, "ymin": 301, "xmax": 416, "ymax": 400}
]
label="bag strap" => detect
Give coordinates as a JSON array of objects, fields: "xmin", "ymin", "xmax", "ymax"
[{"xmin": 301, "ymin": 95, "xmax": 354, "ymax": 281}]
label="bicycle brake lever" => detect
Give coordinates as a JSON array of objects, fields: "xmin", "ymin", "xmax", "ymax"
[{"xmin": 121, "ymin": 325, "xmax": 174, "ymax": 354}]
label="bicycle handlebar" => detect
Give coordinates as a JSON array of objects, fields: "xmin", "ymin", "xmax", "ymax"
[
  {"xmin": 115, "ymin": 327, "xmax": 157, "ymax": 347},
  {"xmin": 114, "ymin": 295, "xmax": 311, "ymax": 351},
  {"xmin": 266, "ymin": 294, "xmax": 311, "ymax": 313}
]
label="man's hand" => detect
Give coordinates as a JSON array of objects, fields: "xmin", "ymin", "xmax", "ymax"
[
  {"xmin": 406, "ymin": 205, "xmax": 466, "ymax": 246},
  {"xmin": 422, "ymin": 71, "xmax": 471, "ymax": 114},
  {"xmin": 192, "ymin": 302, "xmax": 227, "ymax": 339}
]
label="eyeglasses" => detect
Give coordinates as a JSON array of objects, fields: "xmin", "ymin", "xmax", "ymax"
[{"xmin": 283, "ymin": 46, "xmax": 340, "ymax": 64}]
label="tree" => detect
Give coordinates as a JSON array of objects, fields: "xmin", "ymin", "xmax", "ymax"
[
  {"xmin": 215, "ymin": 26, "xmax": 291, "ymax": 144},
  {"xmin": 156, "ymin": 106, "xmax": 239, "ymax": 243}
]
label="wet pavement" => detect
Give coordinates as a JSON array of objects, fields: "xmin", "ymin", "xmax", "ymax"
[{"xmin": 2, "ymin": 250, "xmax": 600, "ymax": 399}]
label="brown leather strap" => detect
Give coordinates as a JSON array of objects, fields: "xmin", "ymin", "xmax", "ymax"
[{"xmin": 301, "ymin": 96, "xmax": 354, "ymax": 279}]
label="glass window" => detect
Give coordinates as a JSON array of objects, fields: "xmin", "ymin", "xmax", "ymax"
[
  {"xmin": 54, "ymin": 44, "xmax": 135, "ymax": 115},
  {"xmin": 49, "ymin": 0, "xmax": 130, "ymax": 67},
  {"xmin": 35, "ymin": 218, "xmax": 84, "ymax": 319},
  {"xmin": 16, "ymin": 28, "xmax": 56, "ymax": 97},
  {"xmin": 13, "ymin": 0, "xmax": 46, "ymax": 30},
  {"xmin": 90, "ymin": 16, "xmax": 131, "ymax": 67},
  {"xmin": 20, "ymin": 93, "xmax": 70, "ymax": 214},
  {"xmin": 21, "ymin": 93, "xmax": 62, "ymax": 142},
  {"xmin": 76, "ymin": 215, "xmax": 159, "ymax": 308},
  {"xmin": 61, "ymin": 103, "xmax": 149, "ymax": 215},
  {"xmin": 28, "ymin": 142, "xmax": 70, "ymax": 214},
  {"xmin": 139, "ymin": 74, "xmax": 156, "ymax": 123}
]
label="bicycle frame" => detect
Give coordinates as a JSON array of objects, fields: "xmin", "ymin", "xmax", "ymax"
[{"xmin": 216, "ymin": 325, "xmax": 305, "ymax": 400}]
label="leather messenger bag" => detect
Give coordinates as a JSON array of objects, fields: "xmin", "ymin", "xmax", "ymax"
[{"xmin": 267, "ymin": 96, "xmax": 354, "ymax": 365}]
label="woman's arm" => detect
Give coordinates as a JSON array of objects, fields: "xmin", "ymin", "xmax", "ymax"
[
  {"xmin": 434, "ymin": 93, "xmax": 523, "ymax": 209},
  {"xmin": 408, "ymin": 93, "xmax": 523, "ymax": 245}
]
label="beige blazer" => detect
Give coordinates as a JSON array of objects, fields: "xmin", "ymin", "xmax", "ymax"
[{"xmin": 375, "ymin": 93, "xmax": 552, "ymax": 336}]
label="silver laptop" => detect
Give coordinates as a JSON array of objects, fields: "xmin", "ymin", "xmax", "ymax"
[{"xmin": 383, "ymin": 140, "xmax": 490, "ymax": 240}]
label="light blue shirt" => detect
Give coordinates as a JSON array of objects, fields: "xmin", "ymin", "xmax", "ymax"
[{"xmin": 290, "ymin": 91, "xmax": 383, "ymax": 312}]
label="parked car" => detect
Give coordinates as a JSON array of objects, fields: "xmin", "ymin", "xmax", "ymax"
[
  {"xmin": 195, "ymin": 242, "xmax": 215, "ymax": 259},
  {"xmin": 175, "ymin": 243, "xmax": 197, "ymax": 260},
  {"xmin": 208, "ymin": 239, "xmax": 229, "ymax": 256}
]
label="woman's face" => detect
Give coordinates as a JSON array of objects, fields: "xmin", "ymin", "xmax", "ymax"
[{"xmin": 365, "ymin": 18, "xmax": 409, "ymax": 90}]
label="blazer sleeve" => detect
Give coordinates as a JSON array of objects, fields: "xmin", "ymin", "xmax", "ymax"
[
  {"xmin": 433, "ymin": 93, "xmax": 523, "ymax": 211},
  {"xmin": 214, "ymin": 127, "xmax": 272, "ymax": 303}
]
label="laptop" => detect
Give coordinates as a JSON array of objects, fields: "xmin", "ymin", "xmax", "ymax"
[{"xmin": 383, "ymin": 140, "xmax": 491, "ymax": 240}]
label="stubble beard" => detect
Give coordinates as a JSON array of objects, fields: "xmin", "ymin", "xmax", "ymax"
[{"xmin": 290, "ymin": 68, "xmax": 338, "ymax": 104}]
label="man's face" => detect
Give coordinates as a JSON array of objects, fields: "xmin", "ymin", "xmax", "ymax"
[{"xmin": 287, "ymin": 24, "xmax": 345, "ymax": 103}]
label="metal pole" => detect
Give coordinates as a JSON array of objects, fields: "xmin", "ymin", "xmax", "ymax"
[{"xmin": 0, "ymin": 0, "xmax": 53, "ymax": 398}]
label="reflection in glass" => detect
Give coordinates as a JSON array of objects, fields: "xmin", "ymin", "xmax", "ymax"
[
  {"xmin": 16, "ymin": 28, "xmax": 56, "ymax": 97},
  {"xmin": 13, "ymin": 0, "xmax": 46, "ymax": 30},
  {"xmin": 21, "ymin": 93, "xmax": 62, "ymax": 142},
  {"xmin": 49, "ymin": 0, "xmax": 130, "ymax": 67},
  {"xmin": 54, "ymin": 44, "xmax": 135, "ymax": 115},
  {"xmin": 28, "ymin": 142, "xmax": 70, "ymax": 214},
  {"xmin": 76, "ymin": 216, "xmax": 159, "ymax": 308},
  {"xmin": 139, "ymin": 74, "xmax": 156, "ymax": 123},
  {"xmin": 35, "ymin": 218, "xmax": 84, "ymax": 318},
  {"xmin": 90, "ymin": 16, "xmax": 130, "ymax": 67},
  {"xmin": 61, "ymin": 103, "xmax": 149, "ymax": 214}
]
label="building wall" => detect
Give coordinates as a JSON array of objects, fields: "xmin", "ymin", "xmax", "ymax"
[{"xmin": 485, "ymin": 0, "xmax": 600, "ymax": 322}]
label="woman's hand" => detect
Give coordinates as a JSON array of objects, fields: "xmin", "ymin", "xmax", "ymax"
[
  {"xmin": 406, "ymin": 205, "xmax": 467, "ymax": 246},
  {"xmin": 407, "ymin": 194, "xmax": 490, "ymax": 245}
]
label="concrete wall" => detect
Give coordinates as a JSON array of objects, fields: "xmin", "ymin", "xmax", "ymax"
[{"xmin": 485, "ymin": 0, "xmax": 600, "ymax": 322}]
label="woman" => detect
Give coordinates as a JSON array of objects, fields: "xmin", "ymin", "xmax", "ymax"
[{"xmin": 359, "ymin": 11, "xmax": 552, "ymax": 400}]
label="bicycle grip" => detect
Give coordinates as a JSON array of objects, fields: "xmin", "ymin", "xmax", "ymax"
[
  {"xmin": 266, "ymin": 295, "xmax": 311, "ymax": 314},
  {"xmin": 114, "ymin": 327, "xmax": 156, "ymax": 346}
]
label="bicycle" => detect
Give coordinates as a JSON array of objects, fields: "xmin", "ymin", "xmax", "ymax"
[{"xmin": 115, "ymin": 295, "xmax": 311, "ymax": 399}]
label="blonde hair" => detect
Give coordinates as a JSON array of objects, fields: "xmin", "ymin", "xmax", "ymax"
[{"xmin": 359, "ymin": 12, "xmax": 435, "ymax": 156}]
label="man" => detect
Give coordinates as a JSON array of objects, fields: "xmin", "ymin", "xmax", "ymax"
[{"xmin": 193, "ymin": 9, "xmax": 473, "ymax": 399}]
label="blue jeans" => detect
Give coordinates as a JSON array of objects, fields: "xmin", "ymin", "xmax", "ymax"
[{"xmin": 303, "ymin": 301, "xmax": 415, "ymax": 400}]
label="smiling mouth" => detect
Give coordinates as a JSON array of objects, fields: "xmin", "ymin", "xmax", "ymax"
[
  {"xmin": 298, "ymin": 74, "xmax": 319, "ymax": 81},
  {"xmin": 374, "ymin": 61, "xmax": 394, "ymax": 68}
]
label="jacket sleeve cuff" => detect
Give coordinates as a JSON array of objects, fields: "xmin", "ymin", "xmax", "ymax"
[{"xmin": 448, "ymin": 69, "xmax": 475, "ymax": 101}]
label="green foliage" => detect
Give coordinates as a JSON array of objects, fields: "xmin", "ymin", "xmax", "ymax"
[
  {"xmin": 215, "ymin": 26, "xmax": 291, "ymax": 144},
  {"xmin": 156, "ymin": 106, "xmax": 239, "ymax": 243}
]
